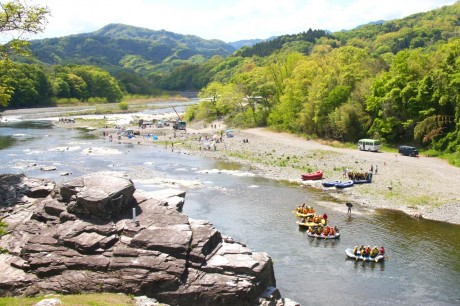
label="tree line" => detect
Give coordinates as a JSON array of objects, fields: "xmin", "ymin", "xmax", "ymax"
[
  {"xmin": 1, "ymin": 0, "xmax": 459, "ymax": 164},
  {"xmin": 189, "ymin": 37, "xmax": 459, "ymax": 160}
]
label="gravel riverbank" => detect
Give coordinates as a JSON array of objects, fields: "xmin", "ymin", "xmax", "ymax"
[
  {"xmin": 181, "ymin": 123, "xmax": 460, "ymax": 225},
  {"xmin": 89, "ymin": 117, "xmax": 460, "ymax": 225},
  {"xmin": 3, "ymin": 108, "xmax": 460, "ymax": 225}
]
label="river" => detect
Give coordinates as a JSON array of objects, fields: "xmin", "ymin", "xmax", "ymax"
[{"xmin": 1, "ymin": 115, "xmax": 459, "ymax": 305}]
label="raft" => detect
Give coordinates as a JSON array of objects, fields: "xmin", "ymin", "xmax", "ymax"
[
  {"xmin": 296, "ymin": 220, "xmax": 327, "ymax": 228},
  {"xmin": 295, "ymin": 211, "xmax": 315, "ymax": 218},
  {"xmin": 307, "ymin": 231, "xmax": 340, "ymax": 239},
  {"xmin": 345, "ymin": 248, "xmax": 385, "ymax": 262},
  {"xmin": 322, "ymin": 180, "xmax": 341, "ymax": 187}
]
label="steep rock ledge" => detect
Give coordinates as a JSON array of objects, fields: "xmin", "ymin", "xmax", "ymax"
[{"xmin": 0, "ymin": 172, "xmax": 293, "ymax": 305}]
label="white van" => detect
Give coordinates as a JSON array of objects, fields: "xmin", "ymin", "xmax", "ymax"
[{"xmin": 358, "ymin": 139, "xmax": 381, "ymax": 152}]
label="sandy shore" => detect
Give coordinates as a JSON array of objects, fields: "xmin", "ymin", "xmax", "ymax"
[{"xmin": 3, "ymin": 108, "xmax": 460, "ymax": 225}]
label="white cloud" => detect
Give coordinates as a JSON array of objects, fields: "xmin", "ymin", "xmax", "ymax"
[{"xmin": 22, "ymin": 0, "xmax": 459, "ymax": 42}]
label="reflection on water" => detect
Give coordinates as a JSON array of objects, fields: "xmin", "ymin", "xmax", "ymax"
[
  {"xmin": 0, "ymin": 118, "xmax": 459, "ymax": 306},
  {"xmin": 0, "ymin": 120, "xmax": 55, "ymax": 149},
  {"xmin": 0, "ymin": 120, "xmax": 53, "ymax": 129},
  {"xmin": 74, "ymin": 128, "xmax": 100, "ymax": 140},
  {"xmin": 183, "ymin": 173, "xmax": 460, "ymax": 305},
  {"xmin": 0, "ymin": 135, "xmax": 16, "ymax": 150}
]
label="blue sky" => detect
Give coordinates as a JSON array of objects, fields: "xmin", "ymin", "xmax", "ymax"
[{"xmin": 7, "ymin": 0, "xmax": 458, "ymax": 42}]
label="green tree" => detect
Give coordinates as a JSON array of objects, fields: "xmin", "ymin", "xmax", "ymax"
[
  {"xmin": 197, "ymin": 81, "xmax": 241, "ymax": 121},
  {"xmin": 0, "ymin": 0, "xmax": 50, "ymax": 107},
  {"xmin": 1, "ymin": 62, "xmax": 52, "ymax": 107},
  {"xmin": 71, "ymin": 66, "xmax": 123, "ymax": 102},
  {"xmin": 230, "ymin": 61, "xmax": 276, "ymax": 126}
]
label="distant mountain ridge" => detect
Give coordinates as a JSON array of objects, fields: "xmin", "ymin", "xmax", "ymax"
[
  {"xmin": 19, "ymin": 1, "xmax": 459, "ymax": 93},
  {"xmin": 228, "ymin": 37, "xmax": 277, "ymax": 49},
  {"xmin": 354, "ymin": 20, "xmax": 386, "ymax": 29},
  {"xmin": 28, "ymin": 23, "xmax": 236, "ymax": 74}
]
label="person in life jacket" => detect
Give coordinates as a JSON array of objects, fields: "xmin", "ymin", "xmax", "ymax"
[
  {"xmin": 329, "ymin": 227, "xmax": 335, "ymax": 236},
  {"xmin": 353, "ymin": 246, "xmax": 359, "ymax": 255},
  {"xmin": 379, "ymin": 246, "xmax": 385, "ymax": 255},
  {"xmin": 370, "ymin": 246, "xmax": 379, "ymax": 257},
  {"xmin": 316, "ymin": 226, "xmax": 323, "ymax": 235},
  {"xmin": 365, "ymin": 246, "xmax": 371, "ymax": 256}
]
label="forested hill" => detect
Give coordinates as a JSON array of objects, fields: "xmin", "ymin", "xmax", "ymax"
[
  {"xmin": 188, "ymin": 1, "xmax": 460, "ymax": 161},
  {"xmin": 27, "ymin": 23, "xmax": 236, "ymax": 73},
  {"xmin": 334, "ymin": 2, "xmax": 460, "ymax": 54},
  {"xmin": 234, "ymin": 29, "xmax": 333, "ymax": 57},
  {"xmin": 234, "ymin": 3, "xmax": 459, "ymax": 58}
]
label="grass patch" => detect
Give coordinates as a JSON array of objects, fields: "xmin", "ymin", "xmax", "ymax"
[
  {"xmin": 407, "ymin": 195, "xmax": 441, "ymax": 207},
  {"xmin": 317, "ymin": 139, "xmax": 353, "ymax": 149},
  {"xmin": 72, "ymin": 118, "xmax": 109, "ymax": 129},
  {"xmin": 0, "ymin": 293, "xmax": 138, "ymax": 306}
]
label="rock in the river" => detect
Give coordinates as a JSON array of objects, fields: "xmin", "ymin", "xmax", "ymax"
[
  {"xmin": 0, "ymin": 172, "xmax": 289, "ymax": 306},
  {"xmin": 40, "ymin": 166, "xmax": 56, "ymax": 171}
]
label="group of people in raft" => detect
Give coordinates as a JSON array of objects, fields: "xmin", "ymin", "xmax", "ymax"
[
  {"xmin": 353, "ymin": 245, "xmax": 385, "ymax": 257},
  {"xmin": 297, "ymin": 204, "xmax": 386, "ymax": 257},
  {"xmin": 297, "ymin": 204, "xmax": 328, "ymax": 225},
  {"xmin": 296, "ymin": 204, "xmax": 316, "ymax": 215},
  {"xmin": 297, "ymin": 204, "xmax": 340, "ymax": 237},
  {"xmin": 307, "ymin": 224, "xmax": 339, "ymax": 237}
]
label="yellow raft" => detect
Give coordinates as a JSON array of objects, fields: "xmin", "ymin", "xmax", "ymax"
[{"xmin": 296, "ymin": 219, "xmax": 327, "ymax": 228}]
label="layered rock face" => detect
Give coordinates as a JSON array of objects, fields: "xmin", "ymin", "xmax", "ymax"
[{"xmin": 0, "ymin": 172, "xmax": 280, "ymax": 305}]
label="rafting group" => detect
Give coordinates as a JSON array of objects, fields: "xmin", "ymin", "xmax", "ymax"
[
  {"xmin": 306, "ymin": 224, "xmax": 340, "ymax": 239},
  {"xmin": 296, "ymin": 213, "xmax": 328, "ymax": 227},
  {"xmin": 345, "ymin": 245, "xmax": 386, "ymax": 262},
  {"xmin": 295, "ymin": 204, "xmax": 340, "ymax": 239},
  {"xmin": 294, "ymin": 203, "xmax": 386, "ymax": 261},
  {"xmin": 295, "ymin": 204, "xmax": 316, "ymax": 217}
]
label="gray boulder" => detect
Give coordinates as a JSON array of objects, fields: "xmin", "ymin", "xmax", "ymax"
[
  {"xmin": 60, "ymin": 171, "xmax": 135, "ymax": 219},
  {"xmin": 0, "ymin": 172, "xmax": 285, "ymax": 306}
]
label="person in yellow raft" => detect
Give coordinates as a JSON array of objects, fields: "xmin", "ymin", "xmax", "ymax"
[{"xmin": 296, "ymin": 204, "xmax": 315, "ymax": 215}]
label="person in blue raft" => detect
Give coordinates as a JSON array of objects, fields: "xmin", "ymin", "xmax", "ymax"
[{"xmin": 353, "ymin": 245, "xmax": 385, "ymax": 257}]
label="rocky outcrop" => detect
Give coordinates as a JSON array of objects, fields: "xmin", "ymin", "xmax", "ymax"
[{"xmin": 0, "ymin": 172, "xmax": 288, "ymax": 305}]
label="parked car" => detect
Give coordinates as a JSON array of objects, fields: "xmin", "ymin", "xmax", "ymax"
[
  {"xmin": 399, "ymin": 145, "xmax": 419, "ymax": 157},
  {"xmin": 173, "ymin": 120, "xmax": 186, "ymax": 130}
]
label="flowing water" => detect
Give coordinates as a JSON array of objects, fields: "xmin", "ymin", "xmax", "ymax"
[{"xmin": 0, "ymin": 118, "xmax": 459, "ymax": 305}]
